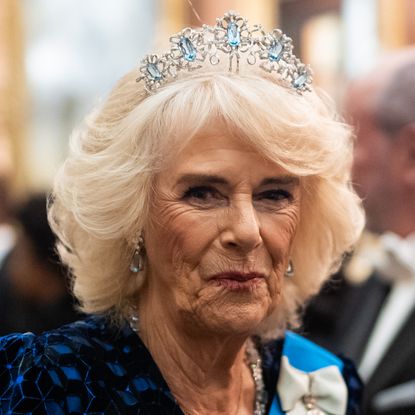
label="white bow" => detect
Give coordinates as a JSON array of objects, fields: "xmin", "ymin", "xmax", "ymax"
[{"xmin": 277, "ymin": 356, "xmax": 348, "ymax": 415}]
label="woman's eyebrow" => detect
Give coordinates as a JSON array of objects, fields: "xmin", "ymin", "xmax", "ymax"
[
  {"xmin": 176, "ymin": 174, "xmax": 229, "ymax": 185},
  {"xmin": 175, "ymin": 174, "xmax": 300, "ymax": 186},
  {"xmin": 260, "ymin": 176, "xmax": 300, "ymax": 186}
]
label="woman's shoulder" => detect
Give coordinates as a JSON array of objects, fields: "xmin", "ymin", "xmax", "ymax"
[
  {"xmin": 0, "ymin": 315, "xmax": 165, "ymax": 414},
  {"xmin": 0, "ymin": 315, "xmax": 118, "ymax": 366},
  {"xmin": 262, "ymin": 332, "xmax": 362, "ymax": 415}
]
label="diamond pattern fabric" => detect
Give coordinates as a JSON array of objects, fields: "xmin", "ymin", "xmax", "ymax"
[
  {"xmin": 0, "ymin": 316, "xmax": 183, "ymax": 414},
  {"xmin": 0, "ymin": 316, "xmax": 362, "ymax": 414}
]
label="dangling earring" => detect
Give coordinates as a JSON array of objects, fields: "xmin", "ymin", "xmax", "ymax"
[
  {"xmin": 130, "ymin": 234, "xmax": 145, "ymax": 273},
  {"xmin": 285, "ymin": 260, "xmax": 294, "ymax": 278}
]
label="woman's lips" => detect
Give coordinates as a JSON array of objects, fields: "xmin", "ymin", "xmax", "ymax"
[{"xmin": 209, "ymin": 272, "xmax": 265, "ymax": 290}]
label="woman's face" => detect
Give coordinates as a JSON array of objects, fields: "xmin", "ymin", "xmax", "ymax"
[{"xmin": 143, "ymin": 127, "xmax": 301, "ymax": 336}]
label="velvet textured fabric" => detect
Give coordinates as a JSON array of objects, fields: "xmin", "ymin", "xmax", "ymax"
[{"xmin": 0, "ymin": 315, "xmax": 361, "ymax": 414}]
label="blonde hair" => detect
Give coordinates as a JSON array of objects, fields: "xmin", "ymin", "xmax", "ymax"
[{"xmin": 49, "ymin": 65, "xmax": 364, "ymax": 337}]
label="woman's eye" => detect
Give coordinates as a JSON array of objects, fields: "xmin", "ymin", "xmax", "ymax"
[
  {"xmin": 182, "ymin": 186, "xmax": 222, "ymax": 202},
  {"xmin": 257, "ymin": 189, "xmax": 292, "ymax": 202}
]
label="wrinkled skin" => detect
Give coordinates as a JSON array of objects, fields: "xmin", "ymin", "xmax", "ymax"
[
  {"xmin": 137, "ymin": 126, "xmax": 302, "ymax": 414},
  {"xmin": 142, "ymin": 128, "xmax": 301, "ymax": 337}
]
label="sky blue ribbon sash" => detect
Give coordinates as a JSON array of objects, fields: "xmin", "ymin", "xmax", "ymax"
[{"xmin": 269, "ymin": 332, "xmax": 345, "ymax": 415}]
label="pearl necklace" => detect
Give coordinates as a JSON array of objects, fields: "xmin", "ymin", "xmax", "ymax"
[{"xmin": 128, "ymin": 313, "xmax": 267, "ymax": 415}]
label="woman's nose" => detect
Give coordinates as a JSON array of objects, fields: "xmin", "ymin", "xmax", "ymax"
[{"xmin": 219, "ymin": 201, "xmax": 262, "ymax": 253}]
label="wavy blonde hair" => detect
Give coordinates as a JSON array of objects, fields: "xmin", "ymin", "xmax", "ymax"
[{"xmin": 49, "ymin": 65, "xmax": 364, "ymax": 337}]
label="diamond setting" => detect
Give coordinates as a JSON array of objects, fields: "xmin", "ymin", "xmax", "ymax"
[{"xmin": 137, "ymin": 11, "xmax": 312, "ymax": 94}]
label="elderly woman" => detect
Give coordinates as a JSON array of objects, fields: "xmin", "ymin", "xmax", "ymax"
[{"xmin": 0, "ymin": 12, "xmax": 363, "ymax": 415}]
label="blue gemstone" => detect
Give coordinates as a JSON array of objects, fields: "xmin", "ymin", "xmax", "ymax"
[
  {"xmin": 227, "ymin": 22, "xmax": 240, "ymax": 47},
  {"xmin": 179, "ymin": 36, "xmax": 197, "ymax": 61},
  {"xmin": 146, "ymin": 63, "xmax": 162, "ymax": 81},
  {"xmin": 268, "ymin": 41, "xmax": 283, "ymax": 62},
  {"xmin": 293, "ymin": 73, "xmax": 308, "ymax": 89}
]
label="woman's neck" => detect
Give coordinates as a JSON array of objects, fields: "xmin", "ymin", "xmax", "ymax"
[{"xmin": 136, "ymin": 298, "xmax": 256, "ymax": 415}]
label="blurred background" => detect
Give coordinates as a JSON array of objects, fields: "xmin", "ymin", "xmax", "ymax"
[
  {"xmin": 1, "ymin": 0, "xmax": 415, "ymax": 196},
  {"xmin": 0, "ymin": 0, "xmax": 414, "ymax": 334}
]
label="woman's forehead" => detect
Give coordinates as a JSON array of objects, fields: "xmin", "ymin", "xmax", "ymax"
[{"xmin": 155, "ymin": 131, "xmax": 298, "ymax": 186}]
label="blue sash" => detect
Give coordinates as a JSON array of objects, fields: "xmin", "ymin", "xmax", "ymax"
[{"xmin": 269, "ymin": 332, "xmax": 344, "ymax": 414}]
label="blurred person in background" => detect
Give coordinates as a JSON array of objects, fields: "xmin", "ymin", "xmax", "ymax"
[
  {"xmin": 303, "ymin": 48, "xmax": 415, "ymax": 415},
  {"xmin": 0, "ymin": 193, "xmax": 80, "ymax": 335}
]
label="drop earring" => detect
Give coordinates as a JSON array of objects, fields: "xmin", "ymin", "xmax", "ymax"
[
  {"xmin": 130, "ymin": 234, "xmax": 145, "ymax": 273},
  {"xmin": 285, "ymin": 260, "xmax": 294, "ymax": 278}
]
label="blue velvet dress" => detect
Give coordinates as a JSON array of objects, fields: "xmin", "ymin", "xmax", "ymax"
[{"xmin": 0, "ymin": 315, "xmax": 362, "ymax": 414}]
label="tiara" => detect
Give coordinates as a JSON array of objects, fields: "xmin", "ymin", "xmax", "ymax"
[{"xmin": 137, "ymin": 11, "xmax": 312, "ymax": 94}]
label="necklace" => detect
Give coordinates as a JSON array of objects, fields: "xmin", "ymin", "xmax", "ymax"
[
  {"xmin": 245, "ymin": 338, "xmax": 267, "ymax": 415},
  {"xmin": 128, "ymin": 313, "xmax": 266, "ymax": 415}
]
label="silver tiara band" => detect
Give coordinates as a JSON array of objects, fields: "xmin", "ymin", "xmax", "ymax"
[{"xmin": 137, "ymin": 11, "xmax": 313, "ymax": 94}]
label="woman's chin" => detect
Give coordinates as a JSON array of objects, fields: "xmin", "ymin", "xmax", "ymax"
[
  {"xmin": 174, "ymin": 283, "xmax": 280, "ymax": 337},
  {"xmin": 191, "ymin": 302, "xmax": 273, "ymax": 337}
]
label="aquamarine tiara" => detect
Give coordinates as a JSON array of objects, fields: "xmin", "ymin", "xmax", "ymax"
[{"xmin": 137, "ymin": 11, "xmax": 313, "ymax": 94}]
